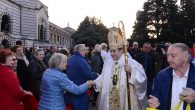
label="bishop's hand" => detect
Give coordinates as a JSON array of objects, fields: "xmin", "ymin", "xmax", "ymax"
[{"xmin": 124, "ymin": 64, "xmax": 132, "ymax": 75}]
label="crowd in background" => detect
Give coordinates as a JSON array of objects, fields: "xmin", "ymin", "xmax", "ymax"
[{"xmin": 0, "ymin": 40, "xmax": 195, "ymax": 110}]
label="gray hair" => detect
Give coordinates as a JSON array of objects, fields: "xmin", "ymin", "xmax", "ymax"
[
  {"xmin": 48, "ymin": 53, "xmax": 66, "ymax": 68},
  {"xmin": 73, "ymin": 45, "xmax": 77, "ymax": 52},
  {"xmin": 34, "ymin": 48, "xmax": 44, "ymax": 56},
  {"xmin": 170, "ymin": 43, "xmax": 191, "ymax": 61},
  {"xmin": 101, "ymin": 43, "xmax": 108, "ymax": 50},
  {"xmin": 94, "ymin": 44, "xmax": 102, "ymax": 52},
  {"xmin": 75, "ymin": 44, "xmax": 87, "ymax": 52},
  {"xmin": 170, "ymin": 43, "xmax": 189, "ymax": 53}
]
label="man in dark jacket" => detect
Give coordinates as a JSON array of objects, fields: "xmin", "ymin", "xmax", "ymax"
[
  {"xmin": 44, "ymin": 45, "xmax": 57, "ymax": 66},
  {"xmin": 91, "ymin": 44, "xmax": 103, "ymax": 105},
  {"xmin": 129, "ymin": 42, "xmax": 141, "ymax": 59},
  {"xmin": 66, "ymin": 44, "xmax": 98, "ymax": 110},
  {"xmin": 148, "ymin": 43, "xmax": 195, "ymax": 110},
  {"xmin": 134, "ymin": 42, "xmax": 155, "ymax": 96},
  {"xmin": 91, "ymin": 44, "xmax": 103, "ymax": 75}
]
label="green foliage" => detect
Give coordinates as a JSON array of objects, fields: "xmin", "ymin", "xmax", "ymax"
[
  {"xmin": 71, "ymin": 16, "xmax": 109, "ymax": 48},
  {"xmin": 180, "ymin": 0, "xmax": 195, "ymax": 46},
  {"xmin": 131, "ymin": 0, "xmax": 195, "ymax": 46}
]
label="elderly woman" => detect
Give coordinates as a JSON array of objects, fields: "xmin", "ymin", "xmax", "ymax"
[
  {"xmin": 28, "ymin": 48, "xmax": 47, "ymax": 101},
  {"xmin": 0, "ymin": 49, "xmax": 32, "ymax": 110},
  {"xmin": 39, "ymin": 53, "xmax": 92, "ymax": 110}
]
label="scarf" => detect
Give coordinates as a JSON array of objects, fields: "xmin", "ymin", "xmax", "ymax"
[{"xmin": 17, "ymin": 54, "xmax": 29, "ymax": 66}]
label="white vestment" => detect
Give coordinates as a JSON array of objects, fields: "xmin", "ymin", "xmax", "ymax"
[
  {"xmin": 94, "ymin": 54, "xmax": 147, "ymax": 110},
  {"xmin": 101, "ymin": 50, "xmax": 109, "ymax": 62}
]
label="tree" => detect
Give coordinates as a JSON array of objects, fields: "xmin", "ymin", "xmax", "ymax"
[
  {"xmin": 160, "ymin": 0, "xmax": 181, "ymax": 43},
  {"xmin": 131, "ymin": 10, "xmax": 148, "ymax": 43},
  {"xmin": 91, "ymin": 18, "xmax": 109, "ymax": 44},
  {"xmin": 144, "ymin": 0, "xmax": 166, "ymax": 40},
  {"xmin": 131, "ymin": 0, "xmax": 190, "ymax": 44},
  {"xmin": 180, "ymin": 0, "xmax": 195, "ymax": 46},
  {"xmin": 71, "ymin": 16, "xmax": 109, "ymax": 48},
  {"xmin": 132, "ymin": 0, "xmax": 167, "ymax": 43}
]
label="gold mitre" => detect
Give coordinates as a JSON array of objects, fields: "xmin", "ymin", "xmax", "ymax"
[{"xmin": 107, "ymin": 28, "xmax": 124, "ymax": 49}]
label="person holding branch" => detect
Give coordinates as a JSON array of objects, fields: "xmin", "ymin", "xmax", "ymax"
[{"xmin": 148, "ymin": 43, "xmax": 195, "ymax": 110}]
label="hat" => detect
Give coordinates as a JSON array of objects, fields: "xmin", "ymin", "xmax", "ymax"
[{"xmin": 107, "ymin": 28, "xmax": 124, "ymax": 49}]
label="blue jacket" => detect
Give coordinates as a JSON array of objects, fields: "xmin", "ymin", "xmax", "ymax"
[
  {"xmin": 39, "ymin": 68, "xmax": 88, "ymax": 110},
  {"xmin": 66, "ymin": 52, "xmax": 98, "ymax": 85},
  {"xmin": 152, "ymin": 63, "xmax": 195, "ymax": 110},
  {"xmin": 66, "ymin": 52, "xmax": 98, "ymax": 110}
]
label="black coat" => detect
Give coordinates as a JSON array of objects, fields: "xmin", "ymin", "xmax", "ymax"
[
  {"xmin": 28, "ymin": 58, "xmax": 47, "ymax": 100},
  {"xmin": 17, "ymin": 59, "xmax": 29, "ymax": 90},
  {"xmin": 134, "ymin": 52, "xmax": 156, "ymax": 95},
  {"xmin": 91, "ymin": 52, "xmax": 103, "ymax": 74},
  {"xmin": 134, "ymin": 52, "xmax": 156, "ymax": 81}
]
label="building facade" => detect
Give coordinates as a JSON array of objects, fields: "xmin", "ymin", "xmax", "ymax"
[
  {"xmin": 0, "ymin": 0, "xmax": 50, "ymax": 47},
  {"xmin": 0, "ymin": 0, "xmax": 74, "ymax": 49},
  {"xmin": 49, "ymin": 22, "xmax": 75, "ymax": 48}
]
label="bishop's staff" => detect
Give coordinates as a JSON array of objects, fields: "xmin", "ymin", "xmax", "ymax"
[
  {"xmin": 118, "ymin": 21, "xmax": 141, "ymax": 110},
  {"xmin": 118, "ymin": 21, "xmax": 131, "ymax": 110}
]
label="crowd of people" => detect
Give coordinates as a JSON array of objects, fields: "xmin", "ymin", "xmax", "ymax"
[{"xmin": 0, "ymin": 31, "xmax": 195, "ymax": 110}]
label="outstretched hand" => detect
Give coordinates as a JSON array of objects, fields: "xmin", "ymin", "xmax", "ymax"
[
  {"xmin": 148, "ymin": 95, "xmax": 160, "ymax": 108},
  {"xmin": 86, "ymin": 80, "xmax": 94, "ymax": 88},
  {"xmin": 24, "ymin": 90, "xmax": 33, "ymax": 96}
]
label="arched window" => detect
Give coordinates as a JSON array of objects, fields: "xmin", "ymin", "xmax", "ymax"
[
  {"xmin": 1, "ymin": 15, "xmax": 10, "ymax": 32},
  {"xmin": 38, "ymin": 19, "xmax": 46, "ymax": 41},
  {"xmin": 1, "ymin": 39, "xmax": 10, "ymax": 48}
]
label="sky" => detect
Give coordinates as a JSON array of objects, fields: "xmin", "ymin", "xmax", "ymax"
[{"xmin": 39, "ymin": 0, "xmax": 146, "ymax": 38}]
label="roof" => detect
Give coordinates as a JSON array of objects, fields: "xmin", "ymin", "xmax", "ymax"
[{"xmin": 63, "ymin": 26, "xmax": 76, "ymax": 34}]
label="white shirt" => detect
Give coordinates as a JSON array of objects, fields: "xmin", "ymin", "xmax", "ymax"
[{"xmin": 171, "ymin": 67, "xmax": 189, "ymax": 110}]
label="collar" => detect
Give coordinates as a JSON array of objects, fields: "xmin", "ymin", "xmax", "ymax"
[
  {"xmin": 112, "ymin": 54, "xmax": 127, "ymax": 66},
  {"xmin": 74, "ymin": 52, "xmax": 83, "ymax": 57},
  {"xmin": 172, "ymin": 66, "xmax": 189, "ymax": 78}
]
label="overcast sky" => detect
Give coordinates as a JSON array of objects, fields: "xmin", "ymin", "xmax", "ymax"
[{"xmin": 40, "ymin": 0, "xmax": 146, "ymax": 38}]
